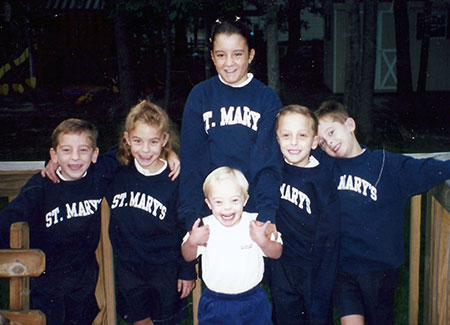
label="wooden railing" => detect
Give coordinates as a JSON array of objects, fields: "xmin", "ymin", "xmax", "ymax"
[
  {"xmin": 0, "ymin": 222, "xmax": 46, "ymax": 324},
  {"xmin": 407, "ymin": 152, "xmax": 450, "ymax": 325},
  {"xmin": 1, "ymin": 156, "xmax": 449, "ymax": 325}
]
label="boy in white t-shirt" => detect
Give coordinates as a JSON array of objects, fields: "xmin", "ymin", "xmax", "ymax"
[{"xmin": 182, "ymin": 166, "xmax": 282, "ymax": 324}]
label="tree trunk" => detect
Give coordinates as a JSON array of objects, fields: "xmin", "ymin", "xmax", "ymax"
[
  {"xmin": 164, "ymin": 3, "xmax": 172, "ymax": 112},
  {"xmin": 343, "ymin": 0, "xmax": 361, "ymax": 118},
  {"xmin": 203, "ymin": 1, "xmax": 214, "ymax": 80},
  {"xmin": 393, "ymin": 0, "xmax": 413, "ymax": 97},
  {"xmin": 417, "ymin": 0, "xmax": 432, "ymax": 95},
  {"xmin": 174, "ymin": 18, "xmax": 188, "ymax": 69},
  {"xmin": 113, "ymin": 3, "xmax": 138, "ymax": 118},
  {"xmin": 287, "ymin": 0, "xmax": 302, "ymax": 57},
  {"xmin": 359, "ymin": 0, "xmax": 377, "ymax": 143},
  {"xmin": 266, "ymin": 1, "xmax": 280, "ymax": 95}
]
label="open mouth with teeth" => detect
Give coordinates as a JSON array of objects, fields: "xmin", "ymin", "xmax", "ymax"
[
  {"xmin": 69, "ymin": 164, "xmax": 83, "ymax": 171},
  {"xmin": 139, "ymin": 155, "xmax": 154, "ymax": 163},
  {"xmin": 221, "ymin": 213, "xmax": 235, "ymax": 220},
  {"xmin": 332, "ymin": 143, "xmax": 341, "ymax": 153}
]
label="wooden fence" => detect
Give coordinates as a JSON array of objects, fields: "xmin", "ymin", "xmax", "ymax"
[
  {"xmin": 0, "ymin": 222, "xmax": 46, "ymax": 324},
  {"xmin": 0, "ymin": 156, "xmax": 449, "ymax": 325}
]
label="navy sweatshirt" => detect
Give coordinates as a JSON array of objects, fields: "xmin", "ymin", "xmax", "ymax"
[
  {"xmin": 0, "ymin": 153, "xmax": 118, "ymax": 276},
  {"xmin": 178, "ymin": 75, "xmax": 283, "ymax": 230},
  {"xmin": 315, "ymin": 148, "xmax": 450, "ymax": 274},
  {"xmin": 106, "ymin": 163, "xmax": 195, "ymax": 280},
  {"xmin": 276, "ymin": 158, "xmax": 340, "ymax": 320}
]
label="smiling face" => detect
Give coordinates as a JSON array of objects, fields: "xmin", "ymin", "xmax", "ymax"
[
  {"xmin": 124, "ymin": 121, "xmax": 168, "ymax": 173},
  {"xmin": 210, "ymin": 33, "xmax": 255, "ymax": 87},
  {"xmin": 50, "ymin": 132, "xmax": 99, "ymax": 181},
  {"xmin": 205, "ymin": 176, "xmax": 248, "ymax": 227},
  {"xmin": 317, "ymin": 116, "xmax": 362, "ymax": 158},
  {"xmin": 277, "ymin": 112, "xmax": 319, "ymax": 167}
]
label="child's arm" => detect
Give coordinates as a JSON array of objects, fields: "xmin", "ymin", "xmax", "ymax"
[
  {"xmin": 181, "ymin": 218, "xmax": 210, "ymax": 262},
  {"xmin": 41, "ymin": 159, "xmax": 60, "ymax": 183},
  {"xmin": 166, "ymin": 149, "xmax": 180, "ymax": 181},
  {"xmin": 249, "ymin": 220, "xmax": 282, "ymax": 259},
  {"xmin": 0, "ymin": 174, "xmax": 44, "ymax": 247}
]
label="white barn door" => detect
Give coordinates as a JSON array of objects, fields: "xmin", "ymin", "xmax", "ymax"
[{"xmin": 375, "ymin": 10, "xmax": 397, "ymax": 91}]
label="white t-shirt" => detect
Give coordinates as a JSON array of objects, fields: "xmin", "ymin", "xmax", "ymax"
[{"xmin": 183, "ymin": 212, "xmax": 282, "ymax": 294}]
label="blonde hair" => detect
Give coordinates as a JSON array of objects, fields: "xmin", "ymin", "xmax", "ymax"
[
  {"xmin": 276, "ymin": 104, "xmax": 318, "ymax": 134},
  {"xmin": 203, "ymin": 167, "xmax": 249, "ymax": 199},
  {"xmin": 51, "ymin": 118, "xmax": 98, "ymax": 149},
  {"xmin": 315, "ymin": 100, "xmax": 349, "ymax": 124},
  {"xmin": 117, "ymin": 100, "xmax": 172, "ymax": 166}
]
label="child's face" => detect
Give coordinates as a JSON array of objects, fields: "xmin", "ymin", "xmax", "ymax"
[
  {"xmin": 317, "ymin": 116, "xmax": 359, "ymax": 158},
  {"xmin": 210, "ymin": 33, "xmax": 255, "ymax": 87},
  {"xmin": 50, "ymin": 132, "xmax": 99, "ymax": 181},
  {"xmin": 276, "ymin": 113, "xmax": 318, "ymax": 167},
  {"xmin": 205, "ymin": 176, "xmax": 248, "ymax": 227},
  {"xmin": 124, "ymin": 122, "xmax": 168, "ymax": 173}
]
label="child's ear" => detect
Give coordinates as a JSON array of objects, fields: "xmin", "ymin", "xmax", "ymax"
[
  {"xmin": 205, "ymin": 198, "xmax": 213, "ymax": 210},
  {"xmin": 311, "ymin": 135, "xmax": 319, "ymax": 150},
  {"xmin": 123, "ymin": 132, "xmax": 131, "ymax": 146},
  {"xmin": 162, "ymin": 133, "xmax": 169, "ymax": 147},
  {"xmin": 249, "ymin": 48, "xmax": 255, "ymax": 64},
  {"xmin": 49, "ymin": 148, "xmax": 58, "ymax": 163},
  {"xmin": 344, "ymin": 117, "xmax": 356, "ymax": 132},
  {"xmin": 91, "ymin": 147, "xmax": 99, "ymax": 164}
]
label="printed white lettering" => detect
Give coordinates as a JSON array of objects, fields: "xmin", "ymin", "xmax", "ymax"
[
  {"xmin": 280, "ymin": 183, "xmax": 312, "ymax": 214},
  {"xmin": 337, "ymin": 175, "xmax": 377, "ymax": 201}
]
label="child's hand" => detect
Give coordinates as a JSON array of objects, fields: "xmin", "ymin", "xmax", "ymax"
[
  {"xmin": 250, "ymin": 220, "xmax": 282, "ymax": 259},
  {"xmin": 40, "ymin": 160, "xmax": 60, "ymax": 183},
  {"xmin": 189, "ymin": 218, "xmax": 210, "ymax": 247},
  {"xmin": 249, "ymin": 220, "xmax": 271, "ymax": 246},
  {"xmin": 167, "ymin": 150, "xmax": 180, "ymax": 181},
  {"xmin": 182, "ymin": 218, "xmax": 209, "ymax": 262},
  {"xmin": 254, "ymin": 220, "xmax": 278, "ymax": 240},
  {"xmin": 178, "ymin": 279, "xmax": 196, "ymax": 298}
]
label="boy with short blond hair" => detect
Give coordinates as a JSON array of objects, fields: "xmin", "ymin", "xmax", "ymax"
[
  {"xmin": 182, "ymin": 166, "xmax": 282, "ymax": 325},
  {"xmin": 315, "ymin": 100, "xmax": 450, "ymax": 325},
  {"xmin": 0, "ymin": 118, "xmax": 119, "ymax": 324},
  {"xmin": 270, "ymin": 104, "xmax": 340, "ymax": 325}
]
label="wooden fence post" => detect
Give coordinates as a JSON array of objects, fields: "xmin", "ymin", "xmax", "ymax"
[
  {"xmin": 423, "ymin": 181, "xmax": 450, "ymax": 325},
  {"xmin": 0, "ymin": 222, "xmax": 46, "ymax": 324},
  {"xmin": 93, "ymin": 199, "xmax": 117, "ymax": 325},
  {"xmin": 409, "ymin": 195, "xmax": 421, "ymax": 325}
]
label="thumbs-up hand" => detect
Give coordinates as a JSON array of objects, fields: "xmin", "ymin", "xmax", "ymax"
[{"xmin": 190, "ymin": 218, "xmax": 210, "ymax": 247}]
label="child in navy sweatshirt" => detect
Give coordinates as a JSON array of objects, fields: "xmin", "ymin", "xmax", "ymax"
[
  {"xmin": 106, "ymin": 100, "xmax": 195, "ymax": 325},
  {"xmin": 0, "ymin": 118, "xmax": 119, "ymax": 324},
  {"xmin": 178, "ymin": 17, "xmax": 283, "ymax": 234},
  {"xmin": 269, "ymin": 105, "xmax": 340, "ymax": 325},
  {"xmin": 315, "ymin": 100, "xmax": 450, "ymax": 325}
]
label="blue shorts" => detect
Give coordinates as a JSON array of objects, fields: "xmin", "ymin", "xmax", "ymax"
[
  {"xmin": 268, "ymin": 259, "xmax": 333, "ymax": 325},
  {"xmin": 30, "ymin": 259, "xmax": 99, "ymax": 325},
  {"xmin": 115, "ymin": 261, "xmax": 188, "ymax": 324},
  {"xmin": 198, "ymin": 286, "xmax": 272, "ymax": 325},
  {"xmin": 333, "ymin": 268, "xmax": 398, "ymax": 325}
]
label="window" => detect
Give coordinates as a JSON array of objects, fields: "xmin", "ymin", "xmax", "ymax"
[{"xmin": 416, "ymin": 11, "xmax": 448, "ymax": 39}]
